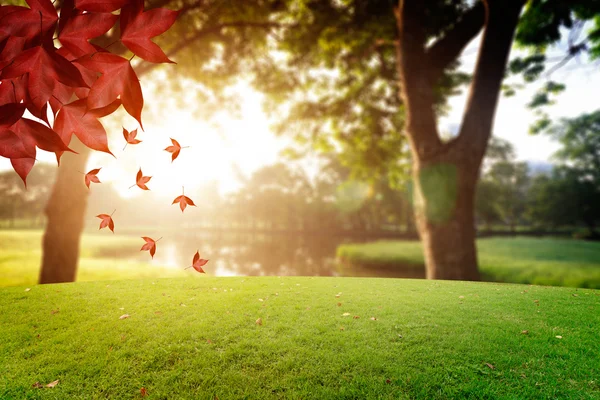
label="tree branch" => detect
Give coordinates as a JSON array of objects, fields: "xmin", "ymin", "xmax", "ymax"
[
  {"xmin": 135, "ymin": 21, "xmax": 285, "ymax": 77},
  {"xmin": 425, "ymin": 1, "xmax": 486, "ymax": 83}
]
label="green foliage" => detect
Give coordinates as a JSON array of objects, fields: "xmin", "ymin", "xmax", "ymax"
[{"xmin": 1, "ymin": 277, "xmax": 599, "ymax": 398}]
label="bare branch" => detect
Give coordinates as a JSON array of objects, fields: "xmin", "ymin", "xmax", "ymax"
[{"xmin": 425, "ymin": 1, "xmax": 486, "ymax": 83}]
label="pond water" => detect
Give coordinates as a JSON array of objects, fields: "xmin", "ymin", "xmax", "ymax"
[{"xmin": 129, "ymin": 232, "xmax": 424, "ymax": 279}]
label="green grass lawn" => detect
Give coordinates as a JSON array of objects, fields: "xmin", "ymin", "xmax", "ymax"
[
  {"xmin": 1, "ymin": 277, "xmax": 599, "ymax": 399},
  {"xmin": 337, "ymin": 237, "xmax": 600, "ymax": 289},
  {"xmin": 0, "ymin": 230, "xmax": 186, "ymax": 287}
]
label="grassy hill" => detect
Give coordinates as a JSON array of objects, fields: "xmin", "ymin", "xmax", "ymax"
[{"xmin": 1, "ymin": 277, "xmax": 599, "ymax": 399}]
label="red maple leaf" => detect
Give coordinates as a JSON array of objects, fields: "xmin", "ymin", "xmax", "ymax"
[
  {"xmin": 120, "ymin": 4, "xmax": 179, "ymax": 63},
  {"xmin": 59, "ymin": 12, "xmax": 119, "ymax": 57},
  {"xmin": 172, "ymin": 187, "xmax": 196, "ymax": 212},
  {"xmin": 84, "ymin": 167, "xmax": 101, "ymax": 188},
  {"xmin": 10, "ymin": 157, "xmax": 35, "ymax": 186},
  {"xmin": 75, "ymin": 0, "xmax": 129, "ymax": 13},
  {"xmin": 131, "ymin": 168, "xmax": 151, "ymax": 190},
  {"xmin": 164, "ymin": 138, "xmax": 187, "ymax": 162},
  {"xmin": 76, "ymin": 52, "xmax": 143, "ymax": 128},
  {"xmin": 140, "ymin": 236, "xmax": 161, "ymax": 259},
  {"xmin": 53, "ymin": 98, "xmax": 121, "ymax": 160},
  {"xmin": 0, "ymin": 129, "xmax": 31, "ymax": 159},
  {"xmin": 12, "ymin": 118, "xmax": 73, "ymax": 156},
  {"xmin": 122, "ymin": 127, "xmax": 141, "ymax": 149},
  {"xmin": 185, "ymin": 251, "xmax": 208, "ymax": 273},
  {"xmin": 1, "ymin": 46, "xmax": 88, "ymax": 111},
  {"xmin": 0, "ymin": 103, "xmax": 26, "ymax": 128},
  {"xmin": 96, "ymin": 210, "xmax": 115, "ymax": 233}
]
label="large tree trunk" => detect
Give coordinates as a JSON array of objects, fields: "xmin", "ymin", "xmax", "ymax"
[
  {"xmin": 39, "ymin": 140, "xmax": 91, "ymax": 284},
  {"xmin": 395, "ymin": 0, "xmax": 525, "ymax": 280}
]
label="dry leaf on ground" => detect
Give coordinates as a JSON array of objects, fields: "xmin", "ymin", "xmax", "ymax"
[
  {"xmin": 485, "ymin": 363, "xmax": 495, "ymax": 370},
  {"xmin": 521, "ymin": 330, "xmax": 529, "ymax": 335},
  {"xmin": 140, "ymin": 387, "xmax": 148, "ymax": 397},
  {"xmin": 46, "ymin": 379, "xmax": 59, "ymax": 388},
  {"xmin": 256, "ymin": 318, "xmax": 263, "ymax": 325},
  {"xmin": 119, "ymin": 314, "xmax": 130, "ymax": 320},
  {"xmin": 342, "ymin": 312, "xmax": 351, "ymax": 316}
]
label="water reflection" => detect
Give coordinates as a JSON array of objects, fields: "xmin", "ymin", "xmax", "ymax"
[{"xmin": 131, "ymin": 232, "xmax": 424, "ymax": 279}]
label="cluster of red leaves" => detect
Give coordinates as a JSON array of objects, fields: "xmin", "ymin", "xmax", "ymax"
[
  {"xmin": 0, "ymin": 0, "xmax": 178, "ymax": 185},
  {"xmin": 1, "ymin": 0, "xmax": 207, "ymax": 273}
]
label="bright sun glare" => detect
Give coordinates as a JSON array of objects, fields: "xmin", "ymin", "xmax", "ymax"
[{"xmin": 6, "ymin": 81, "xmax": 289, "ymax": 198}]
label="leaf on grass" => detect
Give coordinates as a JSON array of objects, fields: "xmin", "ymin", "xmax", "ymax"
[
  {"xmin": 255, "ymin": 318, "xmax": 262, "ymax": 326},
  {"xmin": 337, "ymin": 302, "xmax": 342, "ymax": 307},
  {"xmin": 51, "ymin": 308, "xmax": 59, "ymax": 314},
  {"xmin": 485, "ymin": 363, "xmax": 495, "ymax": 370},
  {"xmin": 339, "ymin": 326, "xmax": 344, "ymax": 331},
  {"xmin": 555, "ymin": 335, "xmax": 562, "ymax": 339},
  {"xmin": 342, "ymin": 312, "xmax": 350, "ymax": 316},
  {"xmin": 353, "ymin": 316, "xmax": 360, "ymax": 319},
  {"xmin": 521, "ymin": 330, "xmax": 529, "ymax": 335},
  {"xmin": 46, "ymin": 379, "xmax": 59, "ymax": 388},
  {"xmin": 119, "ymin": 314, "xmax": 130, "ymax": 320},
  {"xmin": 32, "ymin": 382, "xmax": 44, "ymax": 388},
  {"xmin": 85, "ymin": 167, "xmax": 101, "ymax": 188},
  {"xmin": 459, "ymin": 296, "xmax": 465, "ymax": 299},
  {"xmin": 25, "ymin": 288, "xmax": 31, "ymax": 292},
  {"xmin": 206, "ymin": 339, "xmax": 212, "ymax": 344},
  {"xmin": 140, "ymin": 387, "xmax": 148, "ymax": 397},
  {"xmin": 370, "ymin": 317, "xmax": 377, "ymax": 321},
  {"xmin": 258, "ymin": 298, "xmax": 263, "ymax": 302}
]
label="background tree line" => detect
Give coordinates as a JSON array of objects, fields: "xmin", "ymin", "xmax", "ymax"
[{"xmin": 3, "ymin": 108, "xmax": 599, "ymax": 239}]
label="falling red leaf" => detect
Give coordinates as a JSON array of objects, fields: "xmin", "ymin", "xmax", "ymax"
[
  {"xmin": 132, "ymin": 168, "xmax": 151, "ymax": 190},
  {"xmin": 120, "ymin": 5, "xmax": 180, "ymax": 63},
  {"xmin": 123, "ymin": 127, "xmax": 141, "ymax": 149},
  {"xmin": 172, "ymin": 187, "xmax": 195, "ymax": 212},
  {"xmin": 84, "ymin": 167, "xmax": 101, "ymax": 188},
  {"xmin": 140, "ymin": 236, "xmax": 160, "ymax": 259},
  {"xmin": 164, "ymin": 138, "xmax": 185, "ymax": 162},
  {"xmin": 185, "ymin": 250, "xmax": 208, "ymax": 273},
  {"xmin": 96, "ymin": 210, "xmax": 115, "ymax": 233}
]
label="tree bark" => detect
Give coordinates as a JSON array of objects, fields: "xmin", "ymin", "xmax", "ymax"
[
  {"xmin": 39, "ymin": 140, "xmax": 91, "ymax": 284},
  {"xmin": 395, "ymin": 0, "xmax": 525, "ymax": 280}
]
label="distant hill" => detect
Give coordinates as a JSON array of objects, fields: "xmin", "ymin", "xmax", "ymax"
[{"xmin": 526, "ymin": 160, "xmax": 554, "ymax": 175}]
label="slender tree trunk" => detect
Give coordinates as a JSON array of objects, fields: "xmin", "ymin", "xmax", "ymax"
[
  {"xmin": 39, "ymin": 140, "xmax": 91, "ymax": 284},
  {"xmin": 395, "ymin": 0, "xmax": 524, "ymax": 280}
]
